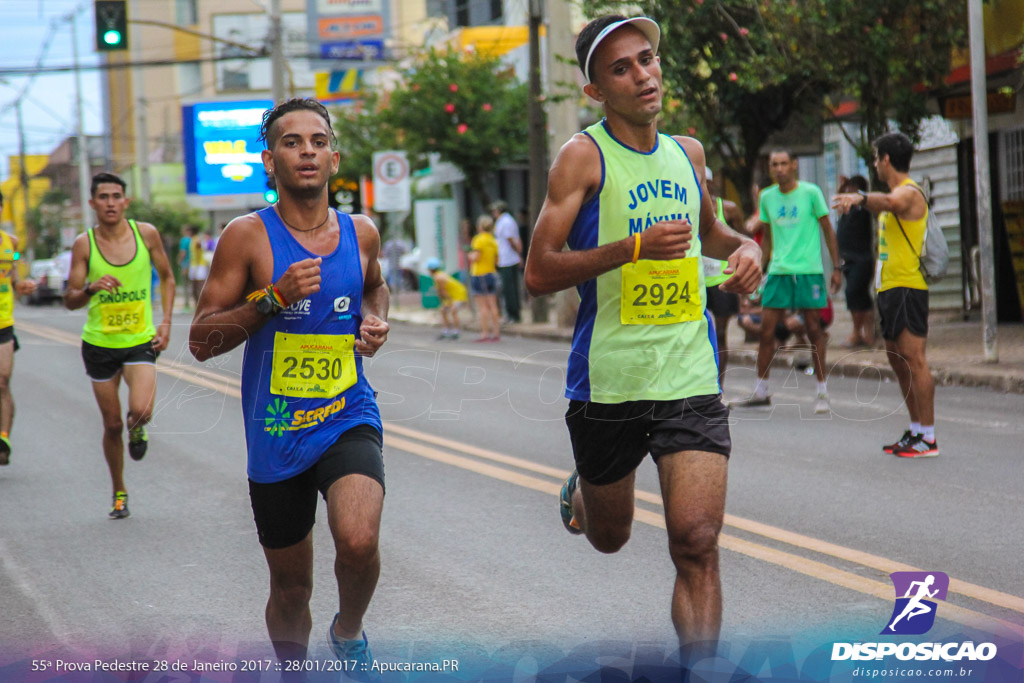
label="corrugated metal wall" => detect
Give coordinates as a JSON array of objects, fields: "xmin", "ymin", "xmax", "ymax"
[{"xmin": 911, "ymin": 144, "xmax": 963, "ymax": 311}]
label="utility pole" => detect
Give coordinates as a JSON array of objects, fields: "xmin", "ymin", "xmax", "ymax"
[
  {"xmin": 15, "ymin": 101, "xmax": 32, "ymax": 254},
  {"xmin": 70, "ymin": 11, "xmax": 93, "ymax": 234},
  {"xmin": 527, "ymin": 0, "xmax": 548, "ymax": 323},
  {"xmin": 130, "ymin": 0, "xmax": 150, "ymax": 201},
  {"xmin": 968, "ymin": 0, "xmax": 997, "ymax": 362},
  {"xmin": 269, "ymin": 0, "xmax": 285, "ymax": 104},
  {"xmin": 545, "ymin": 0, "xmax": 579, "ymax": 328}
]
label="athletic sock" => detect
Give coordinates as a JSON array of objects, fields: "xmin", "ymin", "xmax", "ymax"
[
  {"xmin": 816, "ymin": 381, "xmax": 827, "ymax": 395},
  {"xmin": 754, "ymin": 379, "xmax": 769, "ymax": 399},
  {"xmin": 921, "ymin": 425, "xmax": 935, "ymax": 442},
  {"xmin": 910, "ymin": 422, "xmax": 922, "ymax": 435}
]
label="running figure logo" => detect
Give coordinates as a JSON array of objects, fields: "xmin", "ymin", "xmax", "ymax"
[{"xmin": 882, "ymin": 571, "xmax": 949, "ymax": 635}]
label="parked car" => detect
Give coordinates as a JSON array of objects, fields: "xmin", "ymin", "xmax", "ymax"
[{"xmin": 26, "ymin": 259, "xmax": 65, "ymax": 305}]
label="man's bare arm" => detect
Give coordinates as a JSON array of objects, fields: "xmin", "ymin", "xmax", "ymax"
[
  {"xmin": 141, "ymin": 223, "xmax": 176, "ymax": 351},
  {"xmin": 189, "ymin": 216, "xmax": 323, "ymax": 362},
  {"xmin": 63, "ymin": 234, "xmax": 95, "ymax": 310},
  {"xmin": 353, "ymin": 214, "xmax": 389, "ymax": 357},
  {"xmin": 524, "ymin": 135, "xmax": 692, "ymax": 296}
]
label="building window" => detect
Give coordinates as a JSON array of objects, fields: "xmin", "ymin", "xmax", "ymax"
[
  {"xmin": 490, "ymin": 0, "xmax": 502, "ymax": 21},
  {"xmin": 1003, "ymin": 127, "xmax": 1024, "ymax": 202},
  {"xmin": 176, "ymin": 0, "xmax": 198, "ymax": 26},
  {"xmin": 178, "ymin": 62, "xmax": 201, "ymax": 97},
  {"xmin": 453, "ymin": 0, "xmax": 469, "ymax": 27}
]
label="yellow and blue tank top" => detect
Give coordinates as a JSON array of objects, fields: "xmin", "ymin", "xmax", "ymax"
[
  {"xmin": 0, "ymin": 232, "xmax": 16, "ymax": 330},
  {"xmin": 241, "ymin": 207, "xmax": 381, "ymax": 484},
  {"xmin": 82, "ymin": 220, "xmax": 155, "ymax": 348},
  {"xmin": 566, "ymin": 120, "xmax": 721, "ymax": 403}
]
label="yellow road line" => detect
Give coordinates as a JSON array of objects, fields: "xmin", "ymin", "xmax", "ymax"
[
  {"xmin": 386, "ymin": 433, "xmax": 1023, "ymax": 639},
  {"xmin": 389, "ymin": 417, "xmax": 1024, "ymax": 618},
  {"xmin": 19, "ymin": 320, "xmax": 1024, "ymax": 637}
]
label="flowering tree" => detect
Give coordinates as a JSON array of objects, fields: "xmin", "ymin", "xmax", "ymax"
[{"xmin": 384, "ymin": 48, "xmax": 530, "ymax": 208}]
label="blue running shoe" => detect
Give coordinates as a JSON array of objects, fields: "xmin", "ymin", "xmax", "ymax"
[
  {"xmin": 559, "ymin": 471, "xmax": 583, "ymax": 535},
  {"xmin": 328, "ymin": 614, "xmax": 378, "ymax": 682}
]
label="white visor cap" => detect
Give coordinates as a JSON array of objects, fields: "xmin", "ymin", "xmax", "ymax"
[{"xmin": 584, "ymin": 17, "xmax": 661, "ymax": 84}]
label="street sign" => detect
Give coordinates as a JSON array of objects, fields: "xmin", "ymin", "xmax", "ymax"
[
  {"xmin": 319, "ymin": 40, "xmax": 385, "ymax": 61},
  {"xmin": 372, "ymin": 151, "xmax": 410, "ymax": 213}
]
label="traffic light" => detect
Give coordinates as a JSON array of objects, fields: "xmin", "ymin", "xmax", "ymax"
[
  {"xmin": 264, "ymin": 177, "xmax": 278, "ymax": 203},
  {"xmin": 95, "ymin": 0, "xmax": 128, "ymax": 52}
]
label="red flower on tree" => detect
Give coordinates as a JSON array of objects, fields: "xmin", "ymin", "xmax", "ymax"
[
  {"xmin": 457, "ymin": 123, "xmax": 468, "ymax": 134},
  {"xmin": 444, "ymin": 103, "xmax": 456, "ymax": 113}
]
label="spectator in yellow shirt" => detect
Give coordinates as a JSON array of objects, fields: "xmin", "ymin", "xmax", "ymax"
[{"xmin": 469, "ymin": 215, "xmax": 500, "ymax": 342}]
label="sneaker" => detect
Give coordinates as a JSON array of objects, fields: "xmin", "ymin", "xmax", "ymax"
[
  {"xmin": 559, "ymin": 471, "xmax": 584, "ymax": 535},
  {"xmin": 128, "ymin": 425, "xmax": 148, "ymax": 461},
  {"xmin": 0, "ymin": 436, "xmax": 10, "ymax": 466},
  {"xmin": 883, "ymin": 430, "xmax": 915, "ymax": 454},
  {"xmin": 895, "ymin": 436, "xmax": 939, "ymax": 458},
  {"xmin": 729, "ymin": 394, "xmax": 771, "ymax": 408},
  {"xmin": 109, "ymin": 491, "xmax": 130, "ymax": 519},
  {"xmin": 328, "ymin": 614, "xmax": 377, "ymax": 681},
  {"xmin": 814, "ymin": 393, "xmax": 830, "ymax": 414}
]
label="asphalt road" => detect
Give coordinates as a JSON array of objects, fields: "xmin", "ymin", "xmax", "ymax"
[{"xmin": 1, "ymin": 303, "xmax": 1021, "ymax": 679}]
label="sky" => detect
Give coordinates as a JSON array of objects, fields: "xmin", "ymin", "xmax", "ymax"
[{"xmin": 0, "ymin": 0, "xmax": 104, "ymax": 181}]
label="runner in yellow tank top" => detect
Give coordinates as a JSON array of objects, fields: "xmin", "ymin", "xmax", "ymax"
[
  {"xmin": 0, "ymin": 190, "xmax": 39, "ymax": 465},
  {"xmin": 64, "ymin": 173, "xmax": 176, "ymax": 518},
  {"xmin": 832, "ymin": 132, "xmax": 938, "ymax": 458},
  {"xmin": 523, "ymin": 15, "xmax": 762, "ymax": 659}
]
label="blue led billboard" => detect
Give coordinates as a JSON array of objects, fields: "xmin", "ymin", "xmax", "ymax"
[{"xmin": 182, "ymin": 99, "xmax": 273, "ymax": 196}]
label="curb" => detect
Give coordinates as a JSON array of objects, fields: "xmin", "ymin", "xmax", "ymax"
[{"xmin": 390, "ymin": 312, "xmax": 1024, "ymax": 395}]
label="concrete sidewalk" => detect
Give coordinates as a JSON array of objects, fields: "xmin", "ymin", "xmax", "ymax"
[{"xmin": 388, "ymin": 291, "xmax": 1024, "ymax": 394}]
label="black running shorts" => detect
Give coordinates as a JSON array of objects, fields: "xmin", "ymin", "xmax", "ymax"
[
  {"xmin": 842, "ymin": 258, "xmax": 875, "ymax": 312},
  {"xmin": 0, "ymin": 325, "xmax": 18, "ymax": 351},
  {"xmin": 81, "ymin": 339, "xmax": 157, "ymax": 381},
  {"xmin": 877, "ymin": 287, "xmax": 928, "ymax": 341},
  {"xmin": 705, "ymin": 285, "xmax": 740, "ymax": 318},
  {"xmin": 248, "ymin": 424, "xmax": 385, "ymax": 549},
  {"xmin": 565, "ymin": 394, "xmax": 731, "ymax": 486}
]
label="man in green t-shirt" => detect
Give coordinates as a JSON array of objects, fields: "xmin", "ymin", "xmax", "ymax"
[{"xmin": 732, "ymin": 149, "xmax": 840, "ymax": 413}]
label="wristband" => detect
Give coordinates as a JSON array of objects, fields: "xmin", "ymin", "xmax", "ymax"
[
  {"xmin": 271, "ymin": 284, "xmax": 289, "ymax": 308},
  {"xmin": 84, "ymin": 282, "xmax": 95, "ymax": 296},
  {"xmin": 632, "ymin": 232, "xmax": 641, "ymax": 264},
  {"xmin": 857, "ymin": 190, "xmax": 868, "ymax": 205}
]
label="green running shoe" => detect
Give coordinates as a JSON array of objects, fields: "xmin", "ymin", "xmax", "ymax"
[
  {"xmin": 109, "ymin": 491, "xmax": 130, "ymax": 519},
  {"xmin": 128, "ymin": 425, "xmax": 148, "ymax": 461},
  {"xmin": 559, "ymin": 471, "xmax": 584, "ymax": 535}
]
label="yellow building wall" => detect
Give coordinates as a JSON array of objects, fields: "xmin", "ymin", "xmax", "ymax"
[{"xmin": 2, "ymin": 155, "xmax": 53, "ymax": 275}]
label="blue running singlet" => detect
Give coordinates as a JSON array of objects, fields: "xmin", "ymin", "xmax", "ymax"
[{"xmin": 241, "ymin": 207, "xmax": 381, "ymax": 483}]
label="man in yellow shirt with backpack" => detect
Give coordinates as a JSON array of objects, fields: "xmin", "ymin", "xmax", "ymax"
[{"xmin": 833, "ymin": 132, "xmax": 938, "ymax": 458}]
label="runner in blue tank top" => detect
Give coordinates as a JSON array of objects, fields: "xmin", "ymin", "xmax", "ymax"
[
  {"xmin": 524, "ymin": 15, "xmax": 762, "ymax": 662},
  {"xmin": 189, "ymin": 99, "xmax": 390, "ymax": 672}
]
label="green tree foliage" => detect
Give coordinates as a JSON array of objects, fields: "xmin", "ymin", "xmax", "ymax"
[
  {"xmin": 384, "ymin": 48, "xmax": 530, "ymax": 207},
  {"xmin": 330, "ymin": 93, "xmax": 404, "ymax": 185},
  {"xmin": 586, "ymin": 0, "xmax": 966, "ymax": 209},
  {"xmin": 126, "ymin": 198, "xmax": 206, "ymax": 242},
  {"xmin": 825, "ymin": 1, "xmax": 966, "ymax": 182},
  {"xmin": 26, "ymin": 188, "xmax": 71, "ymax": 258}
]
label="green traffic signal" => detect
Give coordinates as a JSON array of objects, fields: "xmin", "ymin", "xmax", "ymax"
[{"xmin": 95, "ymin": 1, "xmax": 128, "ymax": 52}]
